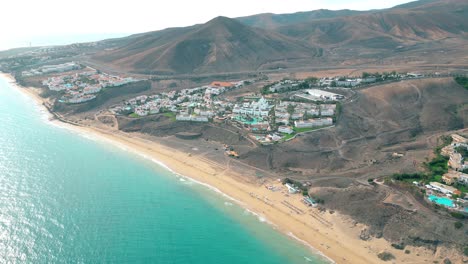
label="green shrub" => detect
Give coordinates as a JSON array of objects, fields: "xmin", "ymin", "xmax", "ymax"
[
  {"xmin": 455, "ymin": 146, "xmax": 468, "ymax": 159},
  {"xmin": 377, "ymin": 252, "xmax": 395, "ymax": 261},
  {"xmin": 450, "ymin": 212, "xmax": 466, "ymax": 219},
  {"xmin": 454, "ymin": 222, "xmax": 463, "ymax": 229},
  {"xmin": 392, "ymin": 173, "xmax": 425, "ymax": 181},
  {"xmin": 391, "ymin": 243, "xmax": 405, "ymax": 250},
  {"xmin": 454, "ymin": 76, "xmax": 468, "ymax": 90}
]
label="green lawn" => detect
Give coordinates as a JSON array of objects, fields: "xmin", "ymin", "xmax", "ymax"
[
  {"xmin": 281, "ymin": 133, "xmax": 296, "ymax": 141},
  {"xmin": 425, "ymin": 154, "xmax": 449, "ymax": 180},
  {"xmin": 163, "ymin": 112, "xmax": 176, "ymax": 121},
  {"xmin": 129, "ymin": 113, "xmax": 140, "ymax": 118},
  {"xmin": 293, "ymin": 125, "xmax": 329, "ymax": 134}
]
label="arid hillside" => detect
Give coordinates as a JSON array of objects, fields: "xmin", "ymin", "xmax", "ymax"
[
  {"xmin": 93, "ymin": 17, "xmax": 320, "ymax": 74},
  {"xmin": 277, "ymin": 0, "xmax": 468, "ymax": 48},
  {"xmin": 88, "ymin": 0, "xmax": 467, "ymax": 75},
  {"xmin": 236, "ymin": 9, "xmax": 365, "ymax": 29}
]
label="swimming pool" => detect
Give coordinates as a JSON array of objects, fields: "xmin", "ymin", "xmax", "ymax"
[
  {"xmin": 233, "ymin": 115, "xmax": 263, "ymax": 125},
  {"xmin": 428, "ymin": 195, "xmax": 455, "ymax": 208}
]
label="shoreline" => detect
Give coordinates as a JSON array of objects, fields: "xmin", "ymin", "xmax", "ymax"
[{"xmin": 1, "ymin": 72, "xmax": 441, "ymax": 264}]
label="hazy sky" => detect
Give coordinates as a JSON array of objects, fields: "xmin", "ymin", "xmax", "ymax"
[{"xmin": 0, "ymin": 0, "xmax": 412, "ymax": 50}]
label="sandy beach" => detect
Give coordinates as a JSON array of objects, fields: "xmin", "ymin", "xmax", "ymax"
[{"xmin": 2, "ymin": 72, "xmax": 446, "ymax": 264}]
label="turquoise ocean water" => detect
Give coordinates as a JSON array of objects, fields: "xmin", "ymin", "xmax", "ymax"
[{"xmin": 0, "ymin": 76, "xmax": 329, "ymax": 263}]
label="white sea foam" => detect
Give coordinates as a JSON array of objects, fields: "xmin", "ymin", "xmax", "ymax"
[{"xmin": 288, "ymin": 232, "xmax": 336, "ymax": 264}]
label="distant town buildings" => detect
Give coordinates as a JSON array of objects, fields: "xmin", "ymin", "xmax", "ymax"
[
  {"xmin": 109, "ymin": 77, "xmax": 338, "ymax": 144},
  {"xmin": 110, "ymin": 81, "xmax": 249, "ymax": 123},
  {"xmin": 41, "ymin": 68, "xmax": 138, "ymax": 104},
  {"xmin": 22, "ymin": 62, "xmax": 80, "ymax": 77},
  {"xmin": 268, "ymin": 80, "xmax": 301, "ymax": 93}
]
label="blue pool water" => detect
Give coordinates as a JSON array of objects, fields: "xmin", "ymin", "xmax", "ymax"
[{"xmin": 428, "ymin": 195, "xmax": 455, "ymax": 207}]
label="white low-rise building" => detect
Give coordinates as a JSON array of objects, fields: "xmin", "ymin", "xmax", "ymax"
[
  {"xmin": 149, "ymin": 107, "xmax": 160, "ymax": 114},
  {"xmin": 320, "ymin": 104, "xmax": 336, "ymax": 116},
  {"xmin": 306, "ymin": 89, "xmax": 344, "ymax": 101},
  {"xmin": 83, "ymin": 85, "xmax": 102, "ymax": 94},
  {"xmin": 285, "ymin": 183, "xmax": 299, "ymax": 194},
  {"xmin": 306, "ymin": 109, "xmax": 319, "ymax": 116},
  {"xmin": 194, "ymin": 108, "xmax": 215, "ymax": 117},
  {"xmin": 291, "ymin": 113, "xmax": 304, "ymax": 120},
  {"xmin": 460, "ymin": 174, "xmax": 468, "ymax": 185},
  {"xmin": 67, "ymin": 94, "xmax": 96, "ymax": 104},
  {"xmin": 320, "ymin": 109, "xmax": 335, "ymax": 116},
  {"xmin": 40, "ymin": 62, "xmax": 80, "ymax": 74},
  {"xmin": 294, "ymin": 118, "xmax": 333, "ymax": 128},
  {"xmin": 278, "ymin": 126, "xmax": 294, "ymax": 134},
  {"xmin": 233, "ymin": 97, "xmax": 271, "ymax": 117},
  {"xmin": 276, "ymin": 118, "xmax": 290, "ymax": 125},
  {"xmin": 429, "ymin": 182, "xmax": 458, "ymax": 195},
  {"xmin": 335, "ymin": 79, "xmax": 362, "ymax": 87},
  {"xmin": 176, "ymin": 115, "xmax": 209, "ymax": 122},
  {"xmin": 134, "ymin": 107, "xmax": 149, "ymax": 116},
  {"xmin": 275, "ymin": 112, "xmax": 290, "ymax": 119}
]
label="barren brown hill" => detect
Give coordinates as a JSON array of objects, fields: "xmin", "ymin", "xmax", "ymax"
[
  {"xmin": 277, "ymin": 0, "xmax": 468, "ymax": 49},
  {"xmin": 93, "ymin": 16, "xmax": 320, "ymax": 75},
  {"xmin": 88, "ymin": 0, "xmax": 467, "ymax": 75},
  {"xmin": 236, "ymin": 9, "xmax": 365, "ymax": 29}
]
